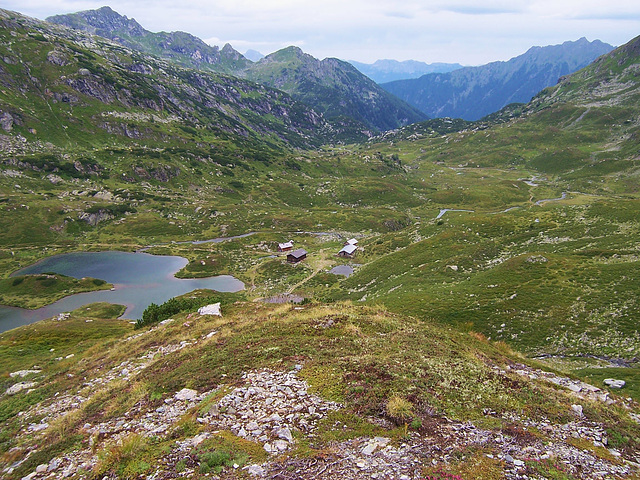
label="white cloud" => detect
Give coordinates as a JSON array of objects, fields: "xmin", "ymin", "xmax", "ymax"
[{"xmin": 4, "ymin": 0, "xmax": 640, "ymax": 64}]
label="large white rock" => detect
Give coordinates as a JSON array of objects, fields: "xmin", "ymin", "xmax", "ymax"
[
  {"xmin": 198, "ymin": 303, "xmax": 222, "ymax": 316},
  {"xmin": 9, "ymin": 369, "xmax": 41, "ymax": 378},
  {"xmin": 604, "ymin": 378, "xmax": 626, "ymax": 389},
  {"xmin": 246, "ymin": 464, "xmax": 266, "ymax": 477},
  {"xmin": 6, "ymin": 381, "xmax": 36, "ymax": 395},
  {"xmin": 277, "ymin": 427, "xmax": 293, "ymax": 443},
  {"xmin": 174, "ymin": 388, "xmax": 199, "ymax": 401}
]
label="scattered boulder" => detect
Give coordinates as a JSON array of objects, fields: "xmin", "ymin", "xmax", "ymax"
[
  {"xmin": 604, "ymin": 379, "xmax": 626, "ymax": 389},
  {"xmin": 6, "ymin": 381, "xmax": 37, "ymax": 395},
  {"xmin": 245, "ymin": 464, "xmax": 266, "ymax": 477},
  {"xmin": 361, "ymin": 437, "xmax": 391, "ymax": 456},
  {"xmin": 9, "ymin": 369, "xmax": 41, "ymax": 378},
  {"xmin": 174, "ymin": 388, "xmax": 199, "ymax": 401},
  {"xmin": 0, "ymin": 112, "xmax": 14, "ymax": 132},
  {"xmin": 198, "ymin": 303, "xmax": 222, "ymax": 316}
]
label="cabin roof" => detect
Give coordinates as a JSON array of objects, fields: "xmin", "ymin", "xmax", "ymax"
[
  {"xmin": 346, "ymin": 238, "xmax": 358, "ymax": 245},
  {"xmin": 339, "ymin": 244, "xmax": 358, "ymax": 254},
  {"xmin": 289, "ymin": 248, "xmax": 308, "ymax": 259}
]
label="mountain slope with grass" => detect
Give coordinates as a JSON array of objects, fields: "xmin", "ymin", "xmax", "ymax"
[
  {"xmin": 46, "ymin": 7, "xmax": 426, "ymax": 133},
  {"xmin": 243, "ymin": 46, "xmax": 428, "ymax": 132},
  {"xmin": 46, "ymin": 6, "xmax": 251, "ymax": 74},
  {"xmin": 382, "ymin": 38, "xmax": 614, "ymax": 120},
  {"xmin": 0, "ymin": 9, "xmax": 338, "ymax": 152},
  {"xmin": 1, "ymin": 299, "xmax": 639, "ymax": 479},
  {"xmin": 1, "ymin": 9, "xmax": 640, "ymax": 480}
]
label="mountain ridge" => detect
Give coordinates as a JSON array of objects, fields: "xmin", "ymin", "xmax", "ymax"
[
  {"xmin": 46, "ymin": 7, "xmax": 426, "ymax": 132},
  {"xmin": 382, "ymin": 37, "xmax": 614, "ymax": 120},
  {"xmin": 0, "ymin": 8, "xmax": 343, "ymax": 152},
  {"xmin": 243, "ymin": 46, "xmax": 427, "ymax": 131},
  {"xmin": 47, "ymin": 6, "xmax": 251, "ymax": 74}
]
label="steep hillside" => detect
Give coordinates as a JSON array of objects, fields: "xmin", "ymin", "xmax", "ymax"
[
  {"xmin": 0, "ymin": 8, "xmax": 335, "ymax": 153},
  {"xmin": 349, "ymin": 59, "xmax": 463, "ymax": 83},
  {"xmin": 45, "ymin": 7, "xmax": 425, "ymax": 133},
  {"xmin": 244, "ymin": 47, "xmax": 427, "ymax": 131},
  {"xmin": 46, "ymin": 6, "xmax": 251, "ymax": 74},
  {"xmin": 1, "ymin": 10, "xmax": 640, "ymax": 480},
  {"xmin": 382, "ymin": 38, "xmax": 614, "ymax": 120}
]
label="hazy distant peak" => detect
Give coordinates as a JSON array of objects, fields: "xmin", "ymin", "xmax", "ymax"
[
  {"xmin": 349, "ymin": 59, "xmax": 463, "ymax": 83},
  {"xmin": 244, "ymin": 49, "xmax": 264, "ymax": 62},
  {"xmin": 382, "ymin": 38, "xmax": 614, "ymax": 121}
]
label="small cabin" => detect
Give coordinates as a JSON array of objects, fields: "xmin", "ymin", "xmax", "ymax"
[
  {"xmin": 338, "ymin": 244, "xmax": 358, "ymax": 258},
  {"xmin": 278, "ymin": 241, "xmax": 294, "ymax": 252},
  {"xmin": 287, "ymin": 248, "xmax": 308, "ymax": 263},
  {"xmin": 345, "ymin": 238, "xmax": 358, "ymax": 246}
]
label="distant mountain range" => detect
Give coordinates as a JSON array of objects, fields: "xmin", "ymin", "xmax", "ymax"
[
  {"xmin": 382, "ymin": 38, "xmax": 614, "ymax": 121},
  {"xmin": 349, "ymin": 59, "xmax": 463, "ymax": 83},
  {"xmin": 47, "ymin": 7, "xmax": 425, "ymax": 132},
  {"xmin": 46, "ymin": 8, "xmax": 615, "ymax": 127}
]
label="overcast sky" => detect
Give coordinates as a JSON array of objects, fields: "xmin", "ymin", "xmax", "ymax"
[{"xmin": 6, "ymin": 1, "xmax": 640, "ymax": 65}]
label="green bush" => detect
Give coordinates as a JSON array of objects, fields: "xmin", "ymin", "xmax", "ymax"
[
  {"xmin": 198, "ymin": 450, "xmax": 233, "ymax": 474},
  {"xmin": 135, "ymin": 294, "xmax": 233, "ymax": 329}
]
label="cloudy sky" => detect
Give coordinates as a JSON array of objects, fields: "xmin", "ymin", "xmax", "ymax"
[{"xmin": 6, "ymin": 1, "xmax": 640, "ymax": 65}]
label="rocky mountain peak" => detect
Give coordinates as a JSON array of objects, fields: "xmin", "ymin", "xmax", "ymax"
[
  {"xmin": 47, "ymin": 6, "xmax": 147, "ymax": 37},
  {"xmin": 46, "ymin": 7, "xmax": 249, "ymax": 74}
]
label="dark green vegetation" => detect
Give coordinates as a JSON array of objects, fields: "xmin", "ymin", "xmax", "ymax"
[
  {"xmin": 1, "ymin": 8, "xmax": 640, "ymax": 478},
  {"xmin": 136, "ymin": 290, "xmax": 243, "ymax": 328},
  {"xmin": 0, "ymin": 273, "xmax": 111, "ymax": 309},
  {"xmin": 382, "ymin": 37, "xmax": 613, "ymax": 120}
]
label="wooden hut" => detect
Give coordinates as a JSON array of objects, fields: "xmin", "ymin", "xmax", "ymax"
[
  {"xmin": 338, "ymin": 244, "xmax": 357, "ymax": 258},
  {"xmin": 287, "ymin": 248, "xmax": 308, "ymax": 263},
  {"xmin": 278, "ymin": 241, "xmax": 294, "ymax": 252}
]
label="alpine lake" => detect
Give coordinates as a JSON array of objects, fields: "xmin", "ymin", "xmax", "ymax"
[{"xmin": 0, "ymin": 251, "xmax": 244, "ymax": 332}]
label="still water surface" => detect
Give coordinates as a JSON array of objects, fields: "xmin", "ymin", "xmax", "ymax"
[{"xmin": 0, "ymin": 251, "xmax": 244, "ymax": 333}]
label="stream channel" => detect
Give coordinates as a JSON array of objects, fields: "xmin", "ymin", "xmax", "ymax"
[{"xmin": 0, "ymin": 251, "xmax": 244, "ymax": 333}]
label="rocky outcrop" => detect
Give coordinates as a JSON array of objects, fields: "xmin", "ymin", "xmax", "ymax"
[
  {"xmin": 0, "ymin": 8, "xmax": 338, "ymax": 148},
  {"xmin": 78, "ymin": 209, "xmax": 114, "ymax": 226},
  {"xmin": 46, "ymin": 7, "xmax": 250, "ymax": 74}
]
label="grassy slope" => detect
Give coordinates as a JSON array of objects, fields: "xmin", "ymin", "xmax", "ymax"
[
  {"xmin": 0, "ymin": 274, "xmax": 111, "ymax": 309},
  {"xmin": 1, "ymin": 300, "xmax": 638, "ymax": 478}
]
